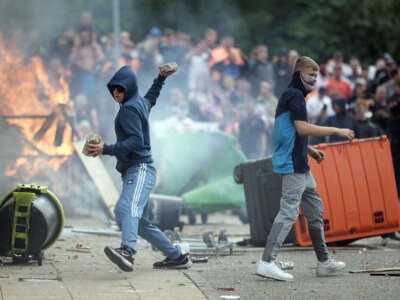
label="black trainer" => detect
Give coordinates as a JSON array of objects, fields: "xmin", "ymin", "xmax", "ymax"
[
  {"xmin": 153, "ymin": 253, "xmax": 192, "ymax": 269},
  {"xmin": 104, "ymin": 246, "xmax": 134, "ymax": 272}
]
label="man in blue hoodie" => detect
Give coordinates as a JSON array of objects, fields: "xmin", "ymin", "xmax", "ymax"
[
  {"xmin": 86, "ymin": 64, "xmax": 191, "ymax": 272},
  {"xmin": 256, "ymin": 56, "xmax": 354, "ymax": 281}
]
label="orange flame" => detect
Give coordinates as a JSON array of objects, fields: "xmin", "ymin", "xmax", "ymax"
[{"xmin": 0, "ymin": 34, "xmax": 74, "ymax": 179}]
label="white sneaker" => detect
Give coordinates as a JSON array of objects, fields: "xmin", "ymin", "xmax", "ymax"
[
  {"xmin": 256, "ymin": 260, "xmax": 294, "ymax": 281},
  {"xmin": 316, "ymin": 258, "xmax": 346, "ymax": 277}
]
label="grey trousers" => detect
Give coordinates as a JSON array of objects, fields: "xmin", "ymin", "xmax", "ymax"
[{"xmin": 262, "ymin": 171, "xmax": 329, "ymax": 262}]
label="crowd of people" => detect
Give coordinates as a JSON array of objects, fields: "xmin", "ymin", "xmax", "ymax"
[{"xmin": 3, "ymin": 11, "xmax": 399, "ymax": 197}]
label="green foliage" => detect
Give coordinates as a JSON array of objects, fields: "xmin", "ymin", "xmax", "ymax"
[
  {"xmin": 307, "ymin": 0, "xmax": 400, "ymax": 63},
  {"xmin": 0, "ymin": 0, "xmax": 398, "ymax": 63}
]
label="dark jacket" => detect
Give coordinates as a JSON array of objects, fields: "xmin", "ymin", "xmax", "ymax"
[
  {"xmin": 103, "ymin": 65, "xmax": 165, "ymax": 174},
  {"xmin": 323, "ymin": 100, "xmax": 356, "ymax": 142},
  {"xmin": 272, "ymin": 72, "xmax": 310, "ymax": 174},
  {"xmin": 248, "ymin": 59, "xmax": 275, "ymax": 95}
]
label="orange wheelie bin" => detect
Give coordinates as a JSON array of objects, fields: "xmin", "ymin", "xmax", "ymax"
[{"xmin": 295, "ymin": 136, "xmax": 400, "ymax": 246}]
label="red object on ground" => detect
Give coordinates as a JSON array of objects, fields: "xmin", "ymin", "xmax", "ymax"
[
  {"xmin": 217, "ymin": 287, "xmax": 235, "ymax": 291},
  {"xmin": 295, "ymin": 136, "xmax": 400, "ymax": 246}
]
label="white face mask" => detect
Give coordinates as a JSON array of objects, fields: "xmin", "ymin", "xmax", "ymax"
[{"xmin": 300, "ymin": 72, "xmax": 317, "ymax": 91}]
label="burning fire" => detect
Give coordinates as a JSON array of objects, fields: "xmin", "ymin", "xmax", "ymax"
[{"xmin": 0, "ymin": 34, "xmax": 74, "ymax": 180}]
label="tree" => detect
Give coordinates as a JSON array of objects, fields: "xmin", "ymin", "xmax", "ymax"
[{"xmin": 0, "ymin": 0, "xmax": 399, "ymax": 64}]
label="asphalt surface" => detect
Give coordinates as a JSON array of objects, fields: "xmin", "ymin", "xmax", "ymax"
[{"xmin": 1, "ymin": 212, "xmax": 399, "ymax": 300}]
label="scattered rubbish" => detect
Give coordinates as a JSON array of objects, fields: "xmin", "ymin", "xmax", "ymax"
[
  {"xmin": 220, "ymin": 295, "xmax": 240, "ymax": 299},
  {"xmin": 203, "ymin": 231, "xmax": 216, "ymax": 247},
  {"xmin": 277, "ymin": 260, "xmax": 295, "ymax": 270},
  {"xmin": 370, "ymin": 273, "xmax": 400, "ymax": 277},
  {"xmin": 358, "ymin": 247, "xmax": 368, "ymax": 254},
  {"xmin": 192, "ymin": 256, "xmax": 208, "ymax": 263},
  {"xmin": 217, "ymin": 287, "xmax": 235, "ymax": 291},
  {"xmin": 18, "ymin": 277, "xmax": 60, "ymax": 282},
  {"xmin": 218, "ymin": 229, "xmax": 228, "ymax": 243},
  {"xmin": 165, "ymin": 229, "xmax": 234, "ymax": 256},
  {"xmin": 349, "ymin": 267, "xmax": 400, "ymax": 273},
  {"xmin": 75, "ymin": 243, "xmax": 90, "ymax": 250},
  {"xmin": 66, "ymin": 246, "xmax": 91, "ymax": 254}
]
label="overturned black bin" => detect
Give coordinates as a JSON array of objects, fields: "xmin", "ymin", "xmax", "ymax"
[
  {"xmin": 0, "ymin": 184, "xmax": 64, "ymax": 265},
  {"xmin": 234, "ymin": 157, "xmax": 296, "ymax": 246}
]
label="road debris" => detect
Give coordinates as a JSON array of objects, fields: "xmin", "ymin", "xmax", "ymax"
[{"xmin": 349, "ymin": 267, "xmax": 400, "ymax": 273}]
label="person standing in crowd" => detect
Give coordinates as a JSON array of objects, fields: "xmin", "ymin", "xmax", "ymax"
[
  {"xmin": 185, "ymin": 41, "xmax": 211, "ymax": 92},
  {"xmin": 306, "ymin": 86, "xmax": 334, "ymax": 124},
  {"xmin": 137, "ymin": 27, "xmax": 164, "ymax": 89},
  {"xmin": 371, "ymin": 85, "xmax": 391, "ymax": 133},
  {"xmin": 347, "ymin": 57, "xmax": 362, "ymax": 87},
  {"xmin": 69, "ymin": 26, "xmax": 105, "ymax": 101},
  {"xmin": 348, "ymin": 78, "xmax": 369, "ymax": 104},
  {"xmin": 325, "ymin": 64, "xmax": 352, "ymax": 100},
  {"xmin": 203, "ymin": 28, "xmax": 218, "ymax": 50},
  {"xmin": 86, "ymin": 64, "xmax": 191, "ymax": 272},
  {"xmin": 238, "ymin": 99, "xmax": 268, "ymax": 160},
  {"xmin": 388, "ymin": 80, "xmax": 400, "ymax": 103},
  {"xmin": 315, "ymin": 64, "xmax": 329, "ymax": 90},
  {"xmin": 288, "ymin": 49, "xmax": 299, "ymax": 68},
  {"xmin": 354, "ymin": 99, "xmax": 382, "ymax": 138},
  {"xmin": 326, "ymin": 50, "xmax": 352, "ymax": 77},
  {"xmin": 372, "ymin": 53, "xmax": 397, "ymax": 93},
  {"xmin": 388, "ymin": 100, "xmax": 400, "ymax": 198},
  {"xmin": 273, "ymin": 49, "xmax": 292, "ymax": 98},
  {"xmin": 48, "ymin": 27, "xmax": 76, "ymax": 65},
  {"xmin": 208, "ymin": 36, "xmax": 246, "ymax": 82},
  {"xmin": 323, "ymin": 99, "xmax": 356, "ymax": 143},
  {"xmin": 256, "ymin": 56, "xmax": 354, "ymax": 281},
  {"xmin": 248, "ymin": 44, "xmax": 275, "ymax": 96},
  {"xmin": 255, "ymin": 81, "xmax": 277, "ymax": 155}
]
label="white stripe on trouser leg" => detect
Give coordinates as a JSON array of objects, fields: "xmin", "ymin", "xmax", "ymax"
[{"xmin": 131, "ymin": 164, "xmax": 147, "ymax": 217}]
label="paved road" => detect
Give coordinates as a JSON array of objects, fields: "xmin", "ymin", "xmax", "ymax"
[{"xmin": 1, "ymin": 213, "xmax": 399, "ymax": 300}]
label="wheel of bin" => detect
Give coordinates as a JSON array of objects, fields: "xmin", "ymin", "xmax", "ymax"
[
  {"xmin": 188, "ymin": 210, "xmax": 196, "ymax": 225},
  {"xmin": 233, "ymin": 165, "xmax": 243, "ymax": 184},
  {"xmin": 201, "ymin": 212, "xmax": 208, "ymax": 224},
  {"xmin": 12, "ymin": 254, "xmax": 30, "ymax": 264},
  {"xmin": 36, "ymin": 251, "xmax": 44, "ymax": 266}
]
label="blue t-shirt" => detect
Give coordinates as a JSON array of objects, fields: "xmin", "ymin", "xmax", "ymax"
[{"xmin": 272, "ymin": 86, "xmax": 309, "ymax": 174}]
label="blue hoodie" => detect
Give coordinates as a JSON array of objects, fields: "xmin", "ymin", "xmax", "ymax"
[{"xmin": 102, "ymin": 65, "xmax": 165, "ymax": 174}]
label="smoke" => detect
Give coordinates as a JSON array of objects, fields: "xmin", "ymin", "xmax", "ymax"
[
  {"xmin": 126, "ymin": 0, "xmax": 242, "ymax": 40},
  {"xmin": 0, "ymin": 1, "xmax": 73, "ymax": 41},
  {"xmin": 0, "ymin": 0, "xmax": 248, "ymax": 218}
]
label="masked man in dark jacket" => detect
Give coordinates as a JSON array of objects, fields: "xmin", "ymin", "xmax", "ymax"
[
  {"xmin": 256, "ymin": 56, "xmax": 354, "ymax": 281},
  {"xmin": 87, "ymin": 64, "xmax": 191, "ymax": 272}
]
